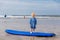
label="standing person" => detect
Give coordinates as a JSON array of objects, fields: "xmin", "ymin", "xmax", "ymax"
[
  {"xmin": 30, "ymin": 12, "xmax": 37, "ymax": 33},
  {"xmin": 4, "ymin": 14, "xmax": 7, "ymax": 18}
]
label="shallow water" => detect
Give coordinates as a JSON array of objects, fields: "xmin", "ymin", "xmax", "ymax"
[{"xmin": 0, "ymin": 18, "xmax": 60, "ymax": 40}]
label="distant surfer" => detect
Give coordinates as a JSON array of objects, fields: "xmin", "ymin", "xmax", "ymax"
[
  {"xmin": 30, "ymin": 12, "xmax": 37, "ymax": 33},
  {"xmin": 4, "ymin": 14, "xmax": 7, "ymax": 18},
  {"xmin": 24, "ymin": 16, "xmax": 25, "ymax": 19}
]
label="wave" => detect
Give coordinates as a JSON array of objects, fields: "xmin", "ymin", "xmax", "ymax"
[{"xmin": 0, "ymin": 15, "xmax": 60, "ymax": 19}]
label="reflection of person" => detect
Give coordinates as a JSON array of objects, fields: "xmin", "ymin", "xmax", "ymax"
[{"xmin": 30, "ymin": 12, "xmax": 37, "ymax": 33}]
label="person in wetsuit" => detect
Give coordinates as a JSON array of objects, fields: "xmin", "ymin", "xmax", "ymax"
[{"xmin": 4, "ymin": 14, "xmax": 7, "ymax": 18}]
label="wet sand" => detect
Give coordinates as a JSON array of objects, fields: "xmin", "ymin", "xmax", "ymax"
[{"xmin": 0, "ymin": 18, "xmax": 60, "ymax": 40}]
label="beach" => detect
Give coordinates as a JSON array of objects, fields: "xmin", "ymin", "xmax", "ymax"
[{"xmin": 0, "ymin": 17, "xmax": 60, "ymax": 40}]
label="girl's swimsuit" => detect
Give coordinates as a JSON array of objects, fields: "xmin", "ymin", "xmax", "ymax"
[{"xmin": 30, "ymin": 18, "xmax": 37, "ymax": 29}]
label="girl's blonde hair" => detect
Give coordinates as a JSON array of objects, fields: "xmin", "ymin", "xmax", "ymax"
[{"xmin": 31, "ymin": 12, "xmax": 35, "ymax": 17}]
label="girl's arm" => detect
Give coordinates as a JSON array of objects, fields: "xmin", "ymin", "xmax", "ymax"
[
  {"xmin": 30, "ymin": 18, "xmax": 32, "ymax": 25},
  {"xmin": 35, "ymin": 18, "xmax": 37, "ymax": 25}
]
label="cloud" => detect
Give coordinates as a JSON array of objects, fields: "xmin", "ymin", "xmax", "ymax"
[{"xmin": 0, "ymin": 0, "xmax": 60, "ymax": 15}]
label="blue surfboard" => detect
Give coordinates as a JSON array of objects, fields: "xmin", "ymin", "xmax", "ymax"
[{"xmin": 5, "ymin": 29, "xmax": 56, "ymax": 37}]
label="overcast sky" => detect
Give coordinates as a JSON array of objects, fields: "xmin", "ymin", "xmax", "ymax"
[{"xmin": 0, "ymin": 0, "xmax": 60, "ymax": 15}]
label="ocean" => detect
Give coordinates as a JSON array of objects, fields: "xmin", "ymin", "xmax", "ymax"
[{"xmin": 0, "ymin": 17, "xmax": 60, "ymax": 40}]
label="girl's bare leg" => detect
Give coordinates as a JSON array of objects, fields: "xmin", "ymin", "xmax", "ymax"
[
  {"xmin": 30, "ymin": 29, "xmax": 35, "ymax": 33},
  {"xmin": 30, "ymin": 29, "xmax": 35, "ymax": 40}
]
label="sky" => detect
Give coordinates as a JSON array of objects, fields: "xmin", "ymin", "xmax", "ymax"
[{"xmin": 0, "ymin": 0, "xmax": 60, "ymax": 15}]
